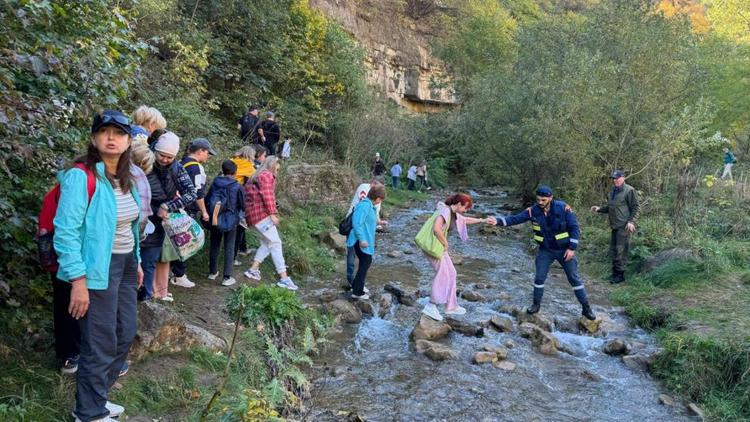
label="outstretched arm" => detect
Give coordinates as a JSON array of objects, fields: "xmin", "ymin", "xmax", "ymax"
[
  {"xmin": 464, "ymin": 216, "xmax": 497, "ymax": 225},
  {"xmin": 495, "ymin": 208, "xmax": 533, "ymax": 227}
]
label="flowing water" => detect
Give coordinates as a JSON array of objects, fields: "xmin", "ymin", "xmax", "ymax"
[{"xmin": 303, "ymin": 192, "xmax": 693, "ymax": 421}]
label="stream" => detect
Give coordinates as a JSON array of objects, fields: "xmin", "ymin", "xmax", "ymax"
[{"xmin": 302, "ymin": 191, "xmax": 693, "ymax": 421}]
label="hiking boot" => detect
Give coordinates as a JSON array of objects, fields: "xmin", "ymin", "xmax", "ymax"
[
  {"xmin": 222, "ymin": 277, "xmax": 237, "ymax": 287},
  {"xmin": 526, "ymin": 300, "xmax": 541, "ymax": 314},
  {"xmin": 445, "ymin": 305, "xmax": 467, "ymax": 316},
  {"xmin": 581, "ymin": 302, "xmax": 596, "ymax": 321},
  {"xmin": 421, "ymin": 303, "xmax": 443, "ymax": 321},
  {"xmin": 277, "ymin": 277, "xmax": 298, "ymax": 291},
  {"xmin": 244, "ymin": 268, "xmax": 261, "ymax": 280},
  {"xmin": 171, "ymin": 275, "xmax": 195, "ymax": 288},
  {"xmin": 610, "ymin": 271, "xmax": 625, "ymax": 284},
  {"xmin": 207, "ymin": 272, "xmax": 219, "ymax": 280},
  {"xmin": 61, "ymin": 356, "xmax": 79, "ymax": 375}
]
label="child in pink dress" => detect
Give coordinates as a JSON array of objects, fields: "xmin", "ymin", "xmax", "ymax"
[{"xmin": 421, "ymin": 193, "xmax": 496, "ymax": 321}]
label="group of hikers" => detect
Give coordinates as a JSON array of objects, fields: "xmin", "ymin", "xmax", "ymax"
[{"xmin": 370, "ymin": 152, "xmax": 431, "ymax": 191}]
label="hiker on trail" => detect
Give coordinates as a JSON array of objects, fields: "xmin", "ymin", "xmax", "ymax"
[
  {"xmin": 371, "ymin": 152, "xmax": 386, "ymax": 184},
  {"xmin": 139, "ymin": 131, "xmax": 197, "ymax": 302},
  {"xmin": 495, "ymin": 186, "xmax": 596, "ymax": 321},
  {"xmin": 721, "ymin": 147, "xmax": 737, "ymax": 180},
  {"xmin": 420, "ymin": 194, "xmax": 497, "ymax": 321},
  {"xmin": 170, "ymin": 138, "xmax": 217, "ymax": 289},
  {"xmin": 242, "ymin": 156, "xmax": 298, "ymax": 290},
  {"xmin": 590, "ymin": 170, "xmax": 640, "ymax": 284},
  {"xmin": 238, "ymin": 104, "xmax": 262, "ymax": 144},
  {"xmin": 130, "ymin": 139, "xmax": 155, "ymax": 248},
  {"xmin": 390, "ymin": 161, "xmax": 402, "ymax": 189},
  {"xmin": 131, "ymin": 105, "xmax": 166, "ymax": 145},
  {"xmin": 206, "ymin": 160, "xmax": 245, "ymax": 287},
  {"xmin": 416, "ymin": 161, "xmax": 430, "ymax": 191},
  {"xmin": 347, "ymin": 184, "xmax": 386, "ymax": 300},
  {"xmin": 345, "ymin": 179, "xmax": 388, "ymax": 288},
  {"xmin": 280, "ymin": 136, "xmax": 292, "ymax": 161},
  {"xmin": 254, "ymin": 145, "xmax": 267, "ymax": 168},
  {"xmin": 54, "ymin": 110, "xmax": 142, "ymax": 421},
  {"xmin": 230, "ymin": 146, "xmax": 256, "ymax": 261},
  {"xmin": 260, "ymin": 111, "xmax": 281, "ymax": 155},
  {"xmin": 407, "ymin": 164, "xmax": 417, "ymax": 191}
]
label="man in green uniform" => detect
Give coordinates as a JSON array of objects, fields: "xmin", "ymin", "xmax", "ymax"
[{"xmin": 590, "ymin": 170, "xmax": 640, "ymax": 283}]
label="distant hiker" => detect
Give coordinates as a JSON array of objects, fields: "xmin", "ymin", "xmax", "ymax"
[
  {"xmin": 371, "ymin": 152, "xmax": 386, "ymax": 184},
  {"xmin": 131, "ymin": 105, "xmax": 166, "ymax": 144},
  {"xmin": 242, "ymin": 156, "xmax": 297, "ymax": 290},
  {"xmin": 205, "ymin": 160, "xmax": 245, "ymax": 287},
  {"xmin": 590, "ymin": 170, "xmax": 640, "ymax": 284},
  {"xmin": 420, "ymin": 194, "xmax": 496, "ymax": 321},
  {"xmin": 238, "ymin": 104, "xmax": 261, "ymax": 144},
  {"xmin": 416, "ymin": 161, "xmax": 430, "ymax": 191},
  {"xmin": 347, "ymin": 184, "xmax": 387, "ymax": 300},
  {"xmin": 390, "ymin": 161, "xmax": 402, "ymax": 189},
  {"xmin": 345, "ymin": 179, "xmax": 388, "ymax": 287},
  {"xmin": 407, "ymin": 164, "xmax": 417, "ymax": 191},
  {"xmin": 721, "ymin": 147, "xmax": 737, "ymax": 180},
  {"xmin": 260, "ymin": 111, "xmax": 281, "ymax": 156},
  {"xmin": 170, "ymin": 138, "xmax": 216, "ymax": 289},
  {"xmin": 280, "ymin": 136, "xmax": 292, "ymax": 161},
  {"xmin": 495, "ymin": 186, "xmax": 596, "ymax": 321},
  {"xmin": 254, "ymin": 145, "xmax": 267, "ymax": 168}
]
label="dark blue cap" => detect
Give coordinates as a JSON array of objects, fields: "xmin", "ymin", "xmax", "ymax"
[
  {"xmin": 91, "ymin": 110, "xmax": 131, "ymax": 135},
  {"xmin": 611, "ymin": 170, "xmax": 624, "ymax": 179},
  {"xmin": 535, "ymin": 185, "xmax": 553, "ymax": 197}
]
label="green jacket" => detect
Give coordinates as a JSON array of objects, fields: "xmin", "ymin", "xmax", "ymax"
[{"xmin": 597, "ymin": 183, "xmax": 639, "ymax": 230}]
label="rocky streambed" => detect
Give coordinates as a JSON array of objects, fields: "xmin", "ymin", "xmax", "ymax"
[{"xmin": 302, "ymin": 191, "xmax": 700, "ymax": 421}]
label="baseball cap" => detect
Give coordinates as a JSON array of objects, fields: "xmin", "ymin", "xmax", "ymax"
[
  {"xmin": 535, "ymin": 185, "xmax": 553, "ymax": 197},
  {"xmin": 91, "ymin": 110, "xmax": 131, "ymax": 135},
  {"xmin": 190, "ymin": 138, "xmax": 217, "ymax": 156},
  {"xmin": 611, "ymin": 170, "xmax": 624, "ymax": 179},
  {"xmin": 266, "ymin": 111, "xmax": 274, "ymax": 118}
]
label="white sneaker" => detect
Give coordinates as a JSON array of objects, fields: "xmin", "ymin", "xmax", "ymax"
[
  {"xmin": 171, "ymin": 275, "xmax": 195, "ymax": 288},
  {"xmin": 207, "ymin": 272, "xmax": 219, "ymax": 280},
  {"xmin": 234, "ymin": 260, "xmax": 241, "ymax": 266},
  {"xmin": 72, "ymin": 401, "xmax": 123, "ymax": 420},
  {"xmin": 352, "ymin": 293, "xmax": 370, "ymax": 300},
  {"xmin": 364, "ymin": 286, "xmax": 370, "ymax": 294},
  {"xmin": 445, "ymin": 306, "xmax": 467, "ymax": 316},
  {"xmin": 222, "ymin": 277, "xmax": 237, "ymax": 286},
  {"xmin": 244, "ymin": 269, "xmax": 261, "ymax": 280},
  {"xmin": 422, "ymin": 303, "xmax": 443, "ymax": 321},
  {"xmin": 277, "ymin": 278, "xmax": 299, "ymax": 291},
  {"xmin": 158, "ymin": 294, "xmax": 174, "ymax": 302},
  {"xmin": 75, "ymin": 416, "xmax": 116, "ymax": 422}
]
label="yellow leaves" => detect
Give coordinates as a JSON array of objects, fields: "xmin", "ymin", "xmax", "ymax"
[{"xmin": 656, "ymin": 0, "xmax": 710, "ymax": 35}]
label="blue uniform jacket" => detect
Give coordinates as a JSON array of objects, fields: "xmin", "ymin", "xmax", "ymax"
[{"xmin": 497, "ymin": 200, "xmax": 580, "ymax": 250}]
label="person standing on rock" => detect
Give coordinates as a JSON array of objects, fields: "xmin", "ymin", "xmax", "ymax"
[
  {"xmin": 494, "ymin": 186, "xmax": 596, "ymax": 321},
  {"xmin": 348, "ymin": 184, "xmax": 386, "ymax": 300},
  {"xmin": 421, "ymin": 193, "xmax": 497, "ymax": 321},
  {"xmin": 590, "ymin": 170, "xmax": 640, "ymax": 284},
  {"xmin": 371, "ymin": 152, "xmax": 386, "ymax": 184},
  {"xmin": 345, "ymin": 179, "xmax": 388, "ymax": 288}
]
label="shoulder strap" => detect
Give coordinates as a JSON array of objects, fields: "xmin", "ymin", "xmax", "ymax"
[
  {"xmin": 73, "ymin": 163, "xmax": 96, "ymax": 203},
  {"xmin": 182, "ymin": 161, "xmax": 200, "ymax": 169}
]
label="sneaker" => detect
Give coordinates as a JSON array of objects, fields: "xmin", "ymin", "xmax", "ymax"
[
  {"xmin": 158, "ymin": 294, "xmax": 174, "ymax": 302},
  {"xmin": 277, "ymin": 278, "xmax": 299, "ymax": 291},
  {"xmin": 222, "ymin": 277, "xmax": 237, "ymax": 287},
  {"xmin": 61, "ymin": 356, "xmax": 79, "ymax": 374},
  {"xmin": 445, "ymin": 306, "xmax": 467, "ymax": 315},
  {"xmin": 234, "ymin": 260, "xmax": 241, "ymax": 266},
  {"xmin": 244, "ymin": 268, "xmax": 261, "ymax": 280},
  {"xmin": 237, "ymin": 250, "xmax": 250, "ymax": 256},
  {"xmin": 421, "ymin": 303, "xmax": 443, "ymax": 321},
  {"xmin": 363, "ymin": 286, "xmax": 370, "ymax": 294},
  {"xmin": 118, "ymin": 362, "xmax": 129, "ymax": 378},
  {"xmin": 207, "ymin": 272, "xmax": 219, "ymax": 280},
  {"xmin": 74, "ymin": 416, "xmax": 116, "ymax": 422},
  {"xmin": 351, "ymin": 293, "xmax": 370, "ymax": 300},
  {"xmin": 105, "ymin": 401, "xmax": 125, "ymax": 417},
  {"xmin": 171, "ymin": 275, "xmax": 195, "ymax": 288}
]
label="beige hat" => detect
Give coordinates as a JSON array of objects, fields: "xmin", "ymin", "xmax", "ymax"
[{"xmin": 154, "ymin": 131, "xmax": 180, "ymax": 156}]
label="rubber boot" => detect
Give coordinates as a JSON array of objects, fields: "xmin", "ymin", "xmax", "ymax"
[
  {"xmin": 581, "ymin": 302, "xmax": 596, "ymax": 321},
  {"xmin": 526, "ymin": 299, "xmax": 541, "ymax": 315},
  {"xmin": 611, "ymin": 271, "xmax": 625, "ymax": 284}
]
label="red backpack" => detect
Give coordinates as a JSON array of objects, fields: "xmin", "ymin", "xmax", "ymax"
[{"xmin": 37, "ymin": 163, "xmax": 96, "ymax": 273}]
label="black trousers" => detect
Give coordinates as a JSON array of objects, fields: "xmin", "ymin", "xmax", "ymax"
[
  {"xmin": 209, "ymin": 227, "xmax": 237, "ymax": 278},
  {"xmin": 352, "ymin": 243, "xmax": 372, "ymax": 296},
  {"xmin": 52, "ymin": 275, "xmax": 81, "ymax": 361}
]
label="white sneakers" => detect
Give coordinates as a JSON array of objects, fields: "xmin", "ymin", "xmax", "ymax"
[
  {"xmin": 207, "ymin": 272, "xmax": 219, "ymax": 280},
  {"xmin": 352, "ymin": 293, "xmax": 370, "ymax": 300},
  {"xmin": 277, "ymin": 278, "xmax": 298, "ymax": 291},
  {"xmin": 445, "ymin": 306, "xmax": 467, "ymax": 316},
  {"xmin": 422, "ymin": 303, "xmax": 443, "ymax": 321},
  {"xmin": 171, "ymin": 275, "xmax": 195, "ymax": 288},
  {"xmin": 73, "ymin": 401, "xmax": 123, "ymax": 421},
  {"xmin": 157, "ymin": 293, "xmax": 174, "ymax": 302},
  {"xmin": 222, "ymin": 277, "xmax": 237, "ymax": 286},
  {"xmin": 244, "ymin": 268, "xmax": 261, "ymax": 280}
]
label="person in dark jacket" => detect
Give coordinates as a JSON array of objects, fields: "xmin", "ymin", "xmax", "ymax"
[
  {"xmin": 495, "ymin": 186, "xmax": 596, "ymax": 320},
  {"xmin": 139, "ymin": 131, "xmax": 197, "ymax": 301},
  {"xmin": 205, "ymin": 160, "xmax": 245, "ymax": 286},
  {"xmin": 371, "ymin": 152, "xmax": 386, "ymax": 184},
  {"xmin": 260, "ymin": 111, "xmax": 280, "ymax": 156},
  {"xmin": 590, "ymin": 170, "xmax": 640, "ymax": 283},
  {"xmin": 237, "ymin": 104, "xmax": 262, "ymax": 144}
]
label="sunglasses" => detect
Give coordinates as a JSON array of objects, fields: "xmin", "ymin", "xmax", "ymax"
[{"xmin": 100, "ymin": 113, "xmax": 130, "ymax": 125}]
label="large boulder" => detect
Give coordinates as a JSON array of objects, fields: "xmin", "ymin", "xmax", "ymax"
[
  {"xmin": 579, "ymin": 316, "xmax": 603, "ymax": 333},
  {"xmin": 642, "ymin": 248, "xmax": 698, "ymax": 274},
  {"xmin": 445, "ymin": 317, "xmax": 484, "ymax": 337},
  {"xmin": 488, "ymin": 316, "xmax": 514, "ymax": 333},
  {"xmin": 516, "ymin": 312, "xmax": 554, "ymax": 332},
  {"xmin": 281, "ymin": 163, "xmax": 357, "ymax": 204},
  {"xmin": 415, "ymin": 339, "xmax": 458, "ymax": 361},
  {"xmin": 318, "ymin": 231, "xmax": 347, "ymax": 255},
  {"xmin": 461, "ymin": 290, "xmax": 487, "ymax": 302},
  {"xmin": 603, "ymin": 339, "xmax": 628, "ymax": 356},
  {"xmin": 411, "ymin": 315, "xmax": 452, "ymax": 341},
  {"xmin": 519, "ymin": 322, "xmax": 561, "ymax": 355},
  {"xmin": 326, "ymin": 299, "xmax": 363, "ymax": 323},
  {"xmin": 131, "ymin": 302, "xmax": 226, "ymax": 362},
  {"xmin": 384, "ymin": 282, "xmax": 417, "ymax": 306},
  {"xmin": 378, "ymin": 293, "xmax": 394, "ymax": 318}
]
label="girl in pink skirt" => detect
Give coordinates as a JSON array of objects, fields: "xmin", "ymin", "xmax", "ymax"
[{"xmin": 421, "ymin": 193, "xmax": 496, "ymax": 321}]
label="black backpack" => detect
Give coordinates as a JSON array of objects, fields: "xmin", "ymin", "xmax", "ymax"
[{"xmin": 338, "ymin": 212, "xmax": 353, "ymax": 236}]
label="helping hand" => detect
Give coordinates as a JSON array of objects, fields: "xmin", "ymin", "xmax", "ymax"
[
  {"xmin": 485, "ymin": 216, "xmax": 497, "ymax": 225},
  {"xmin": 564, "ymin": 249, "xmax": 575, "ymax": 262}
]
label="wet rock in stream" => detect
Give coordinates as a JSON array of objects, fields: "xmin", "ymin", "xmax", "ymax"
[
  {"xmin": 444, "ymin": 317, "xmax": 484, "ymax": 337},
  {"xmin": 603, "ymin": 338, "xmax": 628, "ymax": 356},
  {"xmin": 516, "ymin": 311, "xmax": 555, "ymax": 332},
  {"xmin": 481, "ymin": 344, "xmax": 509, "ymax": 360},
  {"xmin": 488, "ymin": 315, "xmax": 514, "ymax": 333},
  {"xmin": 415, "ymin": 339, "xmax": 458, "ymax": 361},
  {"xmin": 519, "ymin": 322, "xmax": 562, "ymax": 355},
  {"xmin": 378, "ymin": 293, "xmax": 393, "ymax": 318},
  {"xmin": 326, "ymin": 299, "xmax": 362, "ymax": 323},
  {"xmin": 384, "ymin": 281, "xmax": 417, "ymax": 306},
  {"xmin": 579, "ymin": 315, "xmax": 603, "ymax": 333},
  {"xmin": 411, "ymin": 315, "xmax": 452, "ymax": 341},
  {"xmin": 473, "ymin": 351, "xmax": 498, "ymax": 364}
]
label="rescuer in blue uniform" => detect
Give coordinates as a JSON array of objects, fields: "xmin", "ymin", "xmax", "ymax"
[{"xmin": 495, "ymin": 186, "xmax": 596, "ymax": 320}]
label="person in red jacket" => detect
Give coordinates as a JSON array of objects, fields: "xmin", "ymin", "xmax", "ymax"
[{"xmin": 242, "ymin": 156, "xmax": 297, "ymax": 290}]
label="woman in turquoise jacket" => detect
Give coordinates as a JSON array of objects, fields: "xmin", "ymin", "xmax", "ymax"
[
  {"xmin": 54, "ymin": 110, "xmax": 143, "ymax": 422},
  {"xmin": 346, "ymin": 184, "xmax": 386, "ymax": 300}
]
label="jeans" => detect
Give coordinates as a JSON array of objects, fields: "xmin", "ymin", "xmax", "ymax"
[
  {"xmin": 533, "ymin": 248, "xmax": 589, "ymax": 305},
  {"xmin": 139, "ymin": 246, "xmax": 162, "ymax": 299},
  {"xmin": 352, "ymin": 243, "xmax": 373, "ymax": 296},
  {"xmin": 407, "ymin": 179, "xmax": 415, "ymax": 191},
  {"xmin": 346, "ymin": 246, "xmax": 356, "ymax": 284},
  {"xmin": 235, "ymin": 226, "xmax": 247, "ymax": 258},
  {"xmin": 209, "ymin": 227, "xmax": 237, "ymax": 278},
  {"xmin": 53, "ymin": 275, "xmax": 80, "ymax": 361},
  {"xmin": 74, "ymin": 252, "xmax": 138, "ymax": 422},
  {"xmin": 417, "ymin": 175, "xmax": 427, "ymax": 191},
  {"xmin": 610, "ymin": 228, "xmax": 630, "ymax": 273},
  {"xmin": 392, "ymin": 176, "xmax": 400, "ymax": 189}
]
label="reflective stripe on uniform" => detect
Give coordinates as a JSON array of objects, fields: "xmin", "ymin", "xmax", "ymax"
[
  {"xmin": 533, "ymin": 236, "xmax": 544, "ymax": 242},
  {"xmin": 570, "ymin": 238, "xmax": 579, "ymax": 244},
  {"xmin": 500, "ymin": 216, "xmax": 507, "ymax": 226},
  {"xmin": 534, "ymin": 284, "xmax": 545, "ymax": 288},
  {"xmin": 572, "ymin": 285, "xmax": 585, "ymax": 290},
  {"xmin": 531, "ymin": 224, "xmax": 541, "ymax": 231},
  {"xmin": 555, "ymin": 232, "xmax": 569, "ymax": 240}
]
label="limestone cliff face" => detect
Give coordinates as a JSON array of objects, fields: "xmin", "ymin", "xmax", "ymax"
[{"xmin": 310, "ymin": 0, "xmax": 457, "ymax": 112}]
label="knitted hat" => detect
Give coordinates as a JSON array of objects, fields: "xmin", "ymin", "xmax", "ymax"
[{"xmin": 154, "ymin": 131, "xmax": 180, "ymax": 156}]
